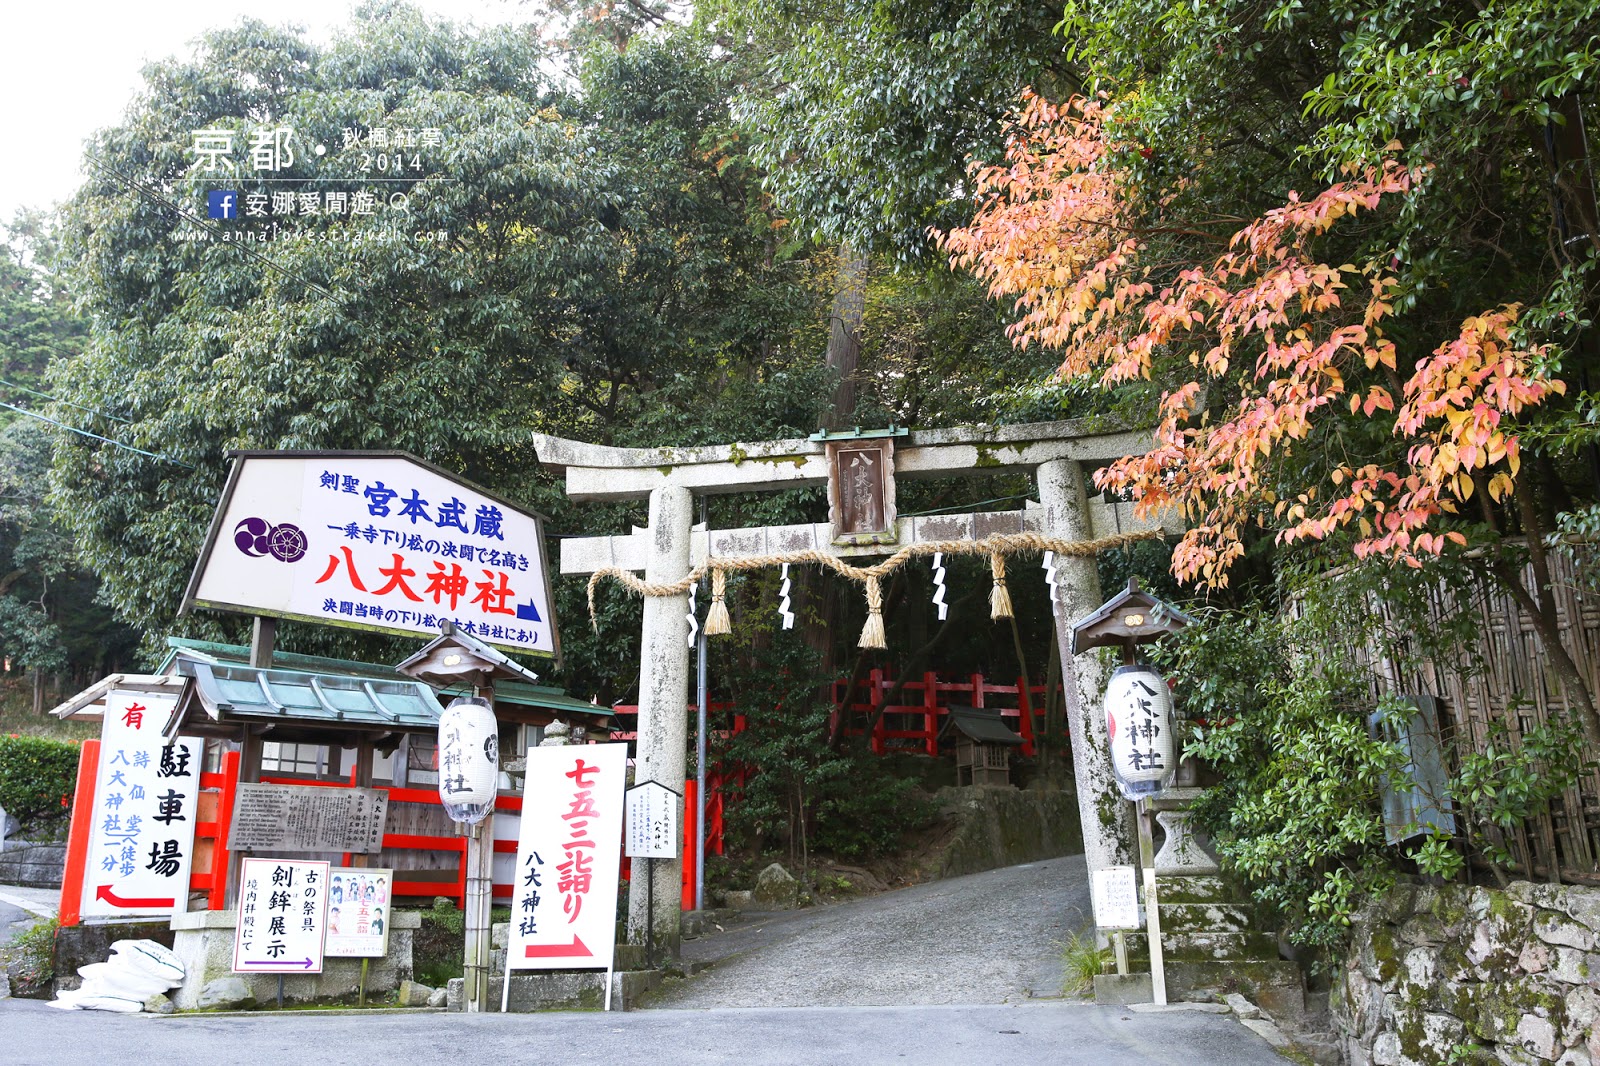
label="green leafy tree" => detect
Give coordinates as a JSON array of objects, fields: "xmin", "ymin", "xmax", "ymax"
[
  {"xmin": 704, "ymin": 0, "xmax": 1076, "ymax": 258},
  {"xmin": 714, "ymin": 634, "xmax": 929, "ymax": 864},
  {"xmin": 48, "ymin": 9, "xmax": 831, "ymax": 689}
]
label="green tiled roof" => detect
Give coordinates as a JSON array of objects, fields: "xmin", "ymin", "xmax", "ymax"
[
  {"xmin": 161, "ymin": 636, "xmax": 611, "ymax": 720},
  {"xmin": 168, "ymin": 656, "xmax": 443, "ymax": 735}
]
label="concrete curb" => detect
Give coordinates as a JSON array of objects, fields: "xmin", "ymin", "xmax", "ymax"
[{"xmin": 0, "ymin": 887, "xmax": 56, "ymax": 920}]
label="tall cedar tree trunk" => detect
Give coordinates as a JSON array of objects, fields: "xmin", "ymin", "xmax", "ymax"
[{"xmin": 805, "ymin": 247, "xmax": 871, "ymax": 698}]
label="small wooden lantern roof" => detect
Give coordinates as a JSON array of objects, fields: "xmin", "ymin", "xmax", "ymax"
[
  {"xmin": 394, "ymin": 621, "xmax": 543, "ymax": 690},
  {"xmin": 1069, "ymin": 578, "xmax": 1195, "ymax": 655},
  {"xmin": 939, "ymin": 704, "xmax": 1026, "ymax": 747}
]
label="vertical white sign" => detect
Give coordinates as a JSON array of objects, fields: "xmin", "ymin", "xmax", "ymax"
[
  {"xmin": 325, "ymin": 867, "xmax": 394, "ymax": 958},
  {"xmin": 80, "ymin": 691, "xmax": 204, "ymax": 919},
  {"xmin": 623, "ymin": 781, "xmax": 680, "ymax": 859},
  {"xmin": 1091, "ymin": 865, "xmax": 1142, "ymax": 930},
  {"xmin": 508, "ymin": 744, "xmax": 626, "ymax": 972},
  {"xmin": 233, "ymin": 858, "xmax": 330, "ymax": 973}
]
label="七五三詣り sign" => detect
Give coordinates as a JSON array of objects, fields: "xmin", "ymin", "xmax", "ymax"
[
  {"xmin": 182, "ymin": 452, "xmax": 558, "ymax": 656},
  {"xmin": 509, "ymin": 745, "xmax": 627, "ymax": 973}
]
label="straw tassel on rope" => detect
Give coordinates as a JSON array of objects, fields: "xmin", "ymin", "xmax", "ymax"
[
  {"xmin": 858, "ymin": 575, "xmax": 887, "ymax": 650},
  {"xmin": 704, "ymin": 567, "xmax": 731, "ymax": 637},
  {"xmin": 989, "ymin": 553, "xmax": 1013, "ymax": 622}
]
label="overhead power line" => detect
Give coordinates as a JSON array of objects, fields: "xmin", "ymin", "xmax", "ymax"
[
  {"xmin": 0, "ymin": 375, "xmax": 133, "ymax": 424},
  {"xmin": 0, "ymin": 400, "xmax": 196, "ymax": 469}
]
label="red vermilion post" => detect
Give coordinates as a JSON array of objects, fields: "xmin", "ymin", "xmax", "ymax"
[
  {"xmin": 923, "ymin": 671, "xmax": 939, "ymax": 756},
  {"xmin": 209, "ymin": 750, "xmax": 240, "ymax": 909},
  {"xmin": 681, "ymin": 778, "xmax": 698, "ymax": 911},
  {"xmin": 57, "ymin": 739, "xmax": 101, "ymax": 928},
  {"xmin": 1016, "ymin": 677, "xmax": 1036, "ymax": 758}
]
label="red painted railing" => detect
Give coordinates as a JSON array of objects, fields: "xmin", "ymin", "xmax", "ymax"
[{"xmin": 830, "ymin": 670, "xmax": 1066, "ymax": 757}]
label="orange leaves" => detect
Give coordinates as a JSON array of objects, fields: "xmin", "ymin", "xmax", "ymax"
[{"xmin": 942, "ymin": 91, "xmax": 1564, "ymax": 587}]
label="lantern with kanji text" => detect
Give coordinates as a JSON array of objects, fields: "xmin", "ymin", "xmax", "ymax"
[{"xmin": 437, "ymin": 695, "xmax": 499, "ymax": 824}]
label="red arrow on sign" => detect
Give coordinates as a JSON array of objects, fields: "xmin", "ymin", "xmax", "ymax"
[
  {"xmin": 524, "ymin": 936, "xmax": 593, "ymax": 959},
  {"xmin": 95, "ymin": 885, "xmax": 175, "ymax": 909}
]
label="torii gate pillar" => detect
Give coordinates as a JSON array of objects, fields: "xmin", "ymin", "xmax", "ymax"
[
  {"xmin": 1038, "ymin": 459, "xmax": 1134, "ymax": 876},
  {"xmin": 630, "ymin": 484, "xmax": 694, "ymax": 953}
]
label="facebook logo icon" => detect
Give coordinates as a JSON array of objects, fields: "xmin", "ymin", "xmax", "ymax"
[{"xmin": 206, "ymin": 191, "xmax": 238, "ymax": 219}]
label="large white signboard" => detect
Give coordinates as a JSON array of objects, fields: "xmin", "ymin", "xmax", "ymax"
[
  {"xmin": 325, "ymin": 867, "xmax": 394, "ymax": 958},
  {"xmin": 80, "ymin": 691, "xmax": 204, "ymax": 919},
  {"xmin": 184, "ymin": 452, "xmax": 558, "ymax": 656},
  {"xmin": 624, "ymin": 780, "xmax": 679, "ymax": 859},
  {"xmin": 1091, "ymin": 865, "xmax": 1141, "ymax": 930},
  {"xmin": 233, "ymin": 858, "xmax": 330, "ymax": 973},
  {"xmin": 508, "ymin": 744, "xmax": 627, "ymax": 972}
]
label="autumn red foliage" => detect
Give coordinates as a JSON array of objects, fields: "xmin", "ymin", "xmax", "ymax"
[{"xmin": 939, "ymin": 93, "xmax": 1566, "ymax": 589}]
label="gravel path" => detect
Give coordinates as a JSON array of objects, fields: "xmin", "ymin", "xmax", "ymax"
[{"xmin": 649, "ymin": 857, "xmax": 1092, "ymax": 1009}]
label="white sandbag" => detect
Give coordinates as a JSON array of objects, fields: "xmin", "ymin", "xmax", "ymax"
[
  {"xmin": 76, "ymin": 961, "xmax": 170, "ymax": 999},
  {"xmin": 45, "ymin": 989, "xmax": 85, "ymax": 1010},
  {"xmin": 50, "ymin": 935, "xmax": 186, "ymax": 1012},
  {"xmin": 110, "ymin": 940, "xmax": 185, "ymax": 985},
  {"xmin": 73, "ymin": 993, "xmax": 145, "ymax": 1013}
]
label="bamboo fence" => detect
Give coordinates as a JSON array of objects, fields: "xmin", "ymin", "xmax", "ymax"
[{"xmin": 1346, "ymin": 545, "xmax": 1600, "ymax": 885}]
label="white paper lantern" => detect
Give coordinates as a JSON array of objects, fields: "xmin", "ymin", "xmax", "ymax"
[
  {"xmin": 1104, "ymin": 664, "xmax": 1176, "ymax": 799},
  {"xmin": 438, "ymin": 696, "xmax": 499, "ymax": 824}
]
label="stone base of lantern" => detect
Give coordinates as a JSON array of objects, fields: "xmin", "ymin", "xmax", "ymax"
[{"xmin": 1147, "ymin": 788, "xmax": 1221, "ymax": 875}]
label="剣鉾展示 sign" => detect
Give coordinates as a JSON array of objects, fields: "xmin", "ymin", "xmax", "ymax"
[
  {"xmin": 233, "ymin": 858, "xmax": 330, "ymax": 974},
  {"xmin": 182, "ymin": 451, "xmax": 559, "ymax": 657}
]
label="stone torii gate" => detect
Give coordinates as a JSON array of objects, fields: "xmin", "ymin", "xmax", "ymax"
[{"xmin": 533, "ymin": 419, "xmax": 1175, "ymax": 952}]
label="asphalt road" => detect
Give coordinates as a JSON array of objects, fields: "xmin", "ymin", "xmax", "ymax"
[
  {"xmin": 655, "ymin": 856, "xmax": 1090, "ymax": 1007},
  {"xmin": 0, "ymin": 998, "xmax": 1289, "ymax": 1066},
  {"xmin": 0, "ymin": 899, "xmax": 30, "ymax": 949}
]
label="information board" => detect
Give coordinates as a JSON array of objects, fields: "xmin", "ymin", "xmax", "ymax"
[
  {"xmin": 623, "ymin": 780, "xmax": 680, "ymax": 859},
  {"xmin": 508, "ymin": 744, "xmax": 626, "ymax": 973},
  {"xmin": 80, "ymin": 691, "xmax": 204, "ymax": 919},
  {"xmin": 233, "ymin": 858, "xmax": 330, "ymax": 974},
  {"xmin": 1091, "ymin": 865, "xmax": 1142, "ymax": 930},
  {"xmin": 184, "ymin": 452, "xmax": 558, "ymax": 656},
  {"xmin": 226, "ymin": 783, "xmax": 388, "ymax": 854},
  {"xmin": 325, "ymin": 867, "xmax": 394, "ymax": 958}
]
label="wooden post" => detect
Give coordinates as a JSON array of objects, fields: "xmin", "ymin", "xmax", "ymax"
[
  {"xmin": 209, "ymin": 749, "xmax": 240, "ymax": 910},
  {"xmin": 349, "ymin": 737, "xmax": 374, "ymax": 871},
  {"xmin": 1137, "ymin": 800, "xmax": 1167, "ymax": 1006},
  {"xmin": 226, "ymin": 730, "xmax": 264, "ymax": 907},
  {"xmin": 463, "ymin": 683, "xmax": 497, "ymax": 1013},
  {"xmin": 249, "ymin": 617, "xmax": 276, "ymax": 669},
  {"xmin": 463, "ymin": 818, "xmax": 494, "ymax": 1012}
]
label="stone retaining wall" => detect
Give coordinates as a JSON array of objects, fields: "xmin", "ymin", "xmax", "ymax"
[
  {"xmin": 932, "ymin": 786, "xmax": 1083, "ymax": 879},
  {"xmin": 1333, "ymin": 880, "xmax": 1599, "ymax": 1066},
  {"xmin": 0, "ymin": 842, "xmax": 66, "ymax": 888}
]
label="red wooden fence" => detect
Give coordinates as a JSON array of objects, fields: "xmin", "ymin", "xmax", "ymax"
[{"xmin": 830, "ymin": 670, "xmax": 1064, "ymax": 757}]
